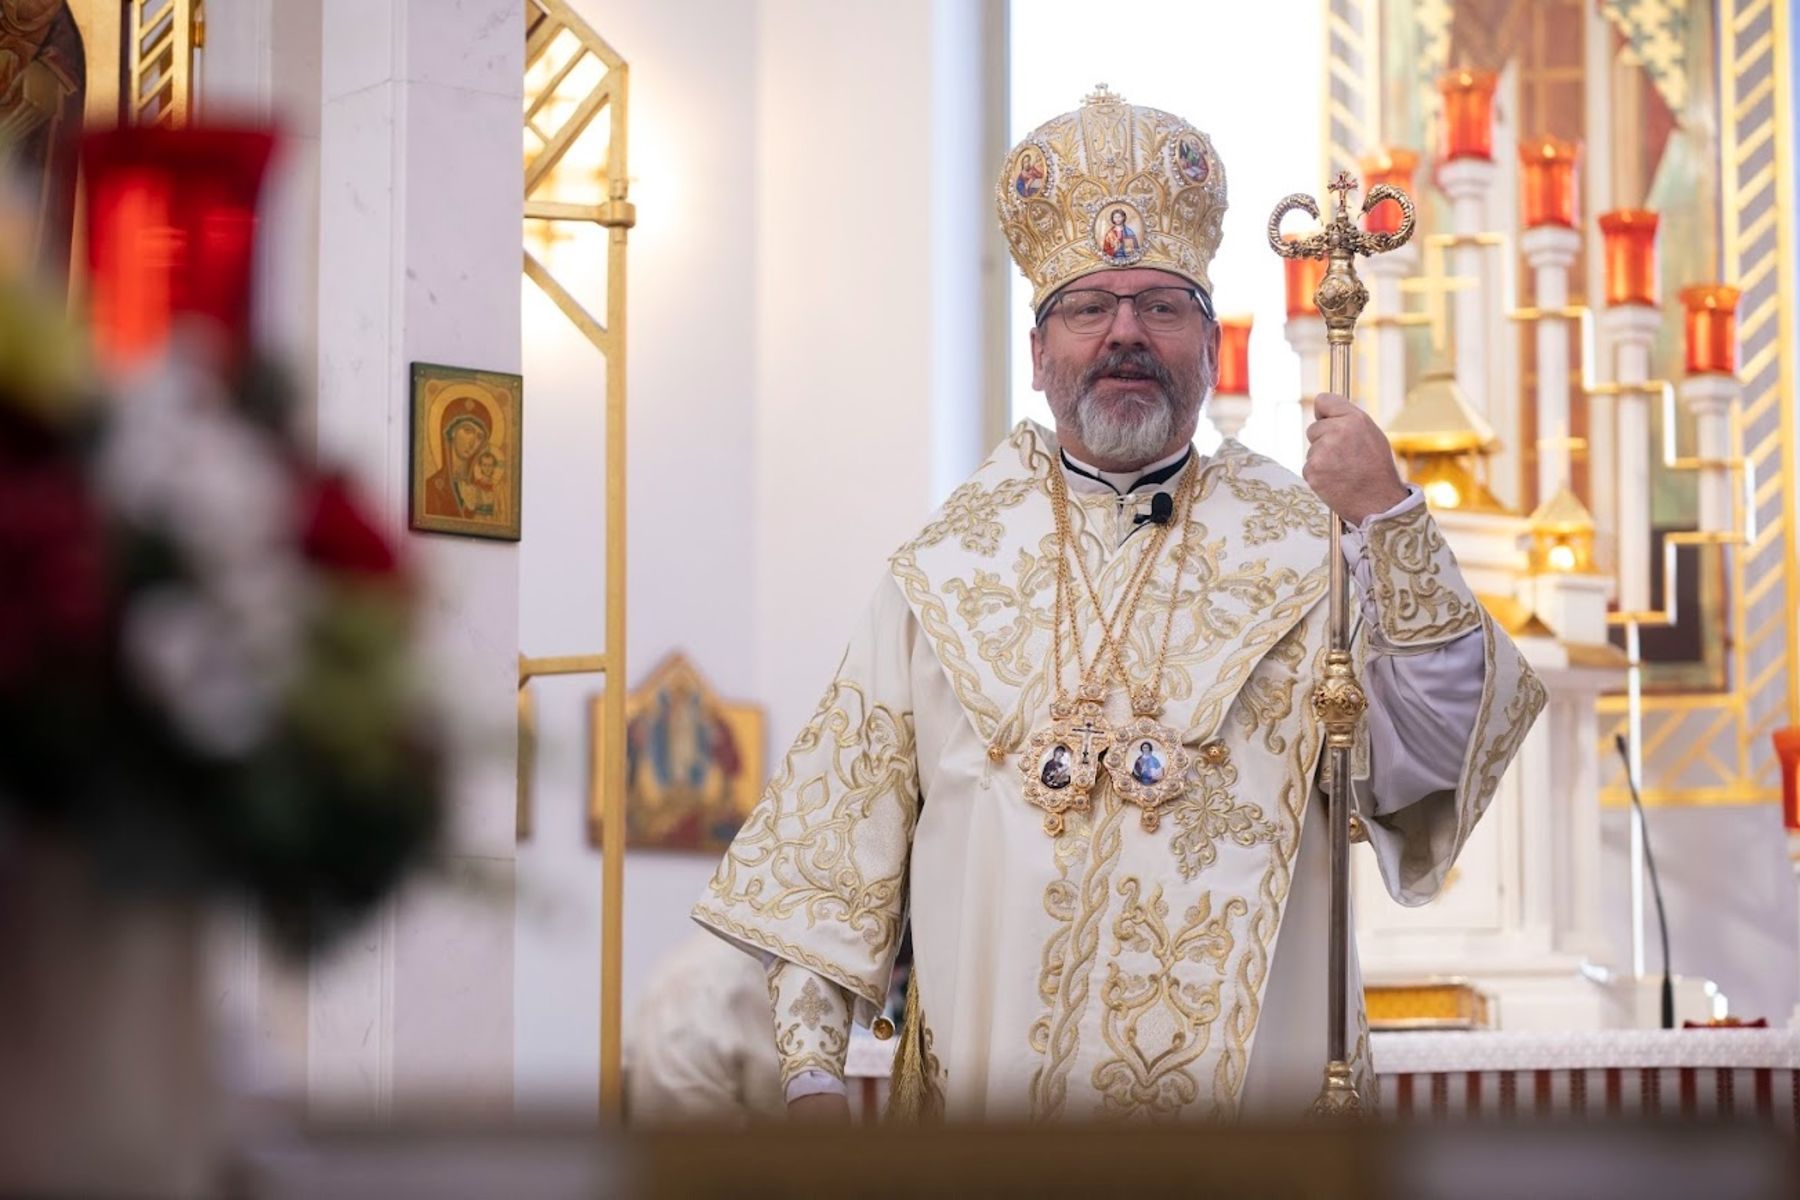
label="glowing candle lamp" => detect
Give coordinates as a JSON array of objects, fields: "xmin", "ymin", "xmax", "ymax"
[
  {"xmin": 1597, "ymin": 209, "xmax": 1659, "ymax": 308},
  {"xmin": 1216, "ymin": 316, "xmax": 1252, "ymax": 396},
  {"xmin": 1438, "ymin": 69, "xmax": 1498, "ymax": 162},
  {"xmin": 82, "ymin": 126, "xmax": 277, "ymax": 369},
  {"xmin": 1358, "ymin": 147, "xmax": 1418, "ymax": 235},
  {"xmin": 1519, "ymin": 136, "xmax": 1580, "ymax": 229},
  {"xmin": 1283, "ymin": 234, "xmax": 1325, "ymax": 317},
  {"xmin": 1679, "ymin": 285, "xmax": 1741, "ymax": 376}
]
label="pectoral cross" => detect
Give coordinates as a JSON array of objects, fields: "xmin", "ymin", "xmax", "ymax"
[{"xmin": 1071, "ymin": 714, "xmax": 1107, "ymax": 767}]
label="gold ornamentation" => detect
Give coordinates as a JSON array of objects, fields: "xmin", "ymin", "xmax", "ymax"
[
  {"xmin": 996, "ymin": 89, "xmax": 1229, "ymax": 310},
  {"xmin": 1309, "ymin": 1060, "xmax": 1367, "ymax": 1119},
  {"xmin": 909, "ymin": 477, "xmax": 1040, "ymax": 557},
  {"xmin": 1103, "ymin": 715, "xmax": 1196, "ymax": 831},
  {"xmin": 1223, "ymin": 473, "xmax": 1332, "ymax": 546},
  {"xmin": 1268, "ymin": 172, "xmax": 1416, "ymax": 344},
  {"xmin": 699, "ymin": 675, "xmax": 917, "ymax": 1005},
  {"xmin": 887, "ymin": 970, "xmax": 945, "ymax": 1122},
  {"xmin": 1029, "ymin": 799, "xmax": 1127, "ymax": 1119},
  {"xmin": 1020, "ymin": 455, "xmax": 1194, "ymax": 836},
  {"xmin": 768, "ymin": 962, "xmax": 850, "ymax": 1086},
  {"xmin": 788, "ymin": 975, "xmax": 832, "ymax": 1029},
  {"xmin": 1092, "ymin": 882, "xmax": 1246, "ymax": 1119},
  {"xmin": 1169, "ymin": 748, "xmax": 1277, "ymax": 881},
  {"xmin": 1019, "ymin": 693, "xmax": 1115, "ymax": 836},
  {"xmin": 694, "ymin": 907, "xmax": 887, "ymax": 1009},
  {"xmin": 1311, "ymin": 649, "xmax": 1367, "ymax": 750},
  {"xmin": 1213, "ymin": 627, "xmax": 1325, "ymax": 1111},
  {"xmin": 1362, "ymin": 502, "xmax": 1482, "ymax": 647}
]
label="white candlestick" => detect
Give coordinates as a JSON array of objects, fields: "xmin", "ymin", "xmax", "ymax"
[
  {"xmin": 1520, "ymin": 226, "xmax": 1583, "ymax": 501},
  {"xmin": 1680, "ymin": 374, "xmax": 1739, "ymax": 533},
  {"xmin": 1438, "ymin": 159, "xmax": 1497, "ymax": 416},
  {"xmin": 1284, "ymin": 314, "xmax": 1327, "ymax": 429},
  {"xmin": 1364, "ymin": 242, "xmax": 1418, "ymax": 425},
  {"xmin": 1601, "ymin": 304, "xmax": 1663, "ymax": 613}
]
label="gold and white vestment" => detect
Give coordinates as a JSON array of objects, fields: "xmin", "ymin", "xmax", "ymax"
[{"xmin": 693, "ymin": 422, "xmax": 1545, "ymax": 1120}]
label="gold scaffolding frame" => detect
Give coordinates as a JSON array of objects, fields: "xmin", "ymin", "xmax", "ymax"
[
  {"xmin": 520, "ymin": 0, "xmax": 636, "ymax": 1123},
  {"xmin": 128, "ymin": 0, "xmax": 204, "ymax": 126}
]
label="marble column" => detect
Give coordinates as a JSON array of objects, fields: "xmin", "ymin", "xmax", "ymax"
[
  {"xmin": 1208, "ymin": 392, "xmax": 1252, "ymax": 440},
  {"xmin": 1680, "ymin": 375, "xmax": 1738, "ymax": 533},
  {"xmin": 1284, "ymin": 314, "xmax": 1327, "ymax": 429},
  {"xmin": 310, "ymin": 0, "xmax": 522, "ymax": 1117},
  {"xmin": 1520, "ymin": 225, "xmax": 1583, "ymax": 500},
  {"xmin": 1438, "ymin": 159, "xmax": 1496, "ymax": 419},
  {"xmin": 1600, "ymin": 305, "xmax": 1662, "ymax": 613},
  {"xmin": 1363, "ymin": 242, "xmax": 1417, "ymax": 425}
]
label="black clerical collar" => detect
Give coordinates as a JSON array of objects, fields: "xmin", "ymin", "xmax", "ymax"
[{"xmin": 1059, "ymin": 446, "xmax": 1193, "ymax": 496}]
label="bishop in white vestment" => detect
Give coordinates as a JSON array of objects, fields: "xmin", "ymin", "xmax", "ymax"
[{"xmin": 693, "ymin": 89, "xmax": 1544, "ymax": 1122}]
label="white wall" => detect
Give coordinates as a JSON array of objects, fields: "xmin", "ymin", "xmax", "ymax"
[
  {"xmin": 514, "ymin": 0, "xmax": 992, "ymax": 1113},
  {"xmin": 310, "ymin": 0, "xmax": 523, "ymax": 1115},
  {"xmin": 516, "ymin": 0, "xmax": 761, "ymax": 1114}
]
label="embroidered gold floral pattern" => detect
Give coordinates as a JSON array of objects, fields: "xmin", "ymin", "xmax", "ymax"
[
  {"xmin": 701, "ymin": 677, "xmax": 917, "ymax": 1006},
  {"xmin": 906, "ymin": 476, "xmax": 1040, "ymax": 557},
  {"xmin": 1212, "ymin": 606, "xmax": 1329, "ymax": 1111},
  {"xmin": 1092, "ymin": 881, "xmax": 1246, "ymax": 1119},
  {"xmin": 789, "ymin": 976, "xmax": 832, "ymax": 1028},
  {"xmin": 1029, "ymin": 799, "xmax": 1127, "ymax": 1119},
  {"xmin": 1362, "ymin": 503, "xmax": 1482, "ymax": 646},
  {"xmin": 1168, "ymin": 753, "xmax": 1277, "ymax": 881},
  {"xmin": 1223, "ymin": 470, "xmax": 1332, "ymax": 546},
  {"xmin": 769, "ymin": 964, "xmax": 850, "ymax": 1085}
]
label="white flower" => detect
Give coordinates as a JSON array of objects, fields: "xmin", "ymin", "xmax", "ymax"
[
  {"xmin": 123, "ymin": 586, "xmax": 285, "ymax": 757},
  {"xmin": 97, "ymin": 337, "xmax": 310, "ymax": 758}
]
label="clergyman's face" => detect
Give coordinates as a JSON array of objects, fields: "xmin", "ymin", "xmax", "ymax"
[{"xmin": 1030, "ymin": 267, "xmax": 1218, "ymax": 471}]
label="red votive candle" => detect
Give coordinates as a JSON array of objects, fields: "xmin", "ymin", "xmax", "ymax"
[
  {"xmin": 1680, "ymin": 285, "xmax": 1741, "ymax": 375},
  {"xmin": 1359, "ymin": 147, "xmax": 1418, "ymax": 235},
  {"xmin": 1776, "ymin": 727, "xmax": 1800, "ymax": 832},
  {"xmin": 82, "ymin": 126, "xmax": 277, "ymax": 369},
  {"xmin": 1598, "ymin": 209, "xmax": 1659, "ymax": 307},
  {"xmin": 1520, "ymin": 136, "xmax": 1580, "ymax": 228},
  {"xmin": 1283, "ymin": 234, "xmax": 1325, "ymax": 318},
  {"xmin": 1216, "ymin": 316, "xmax": 1252, "ymax": 395},
  {"xmin": 1438, "ymin": 69, "xmax": 1498, "ymax": 162}
]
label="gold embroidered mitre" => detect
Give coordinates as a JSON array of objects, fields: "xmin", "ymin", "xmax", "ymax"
[{"xmin": 996, "ymin": 85, "xmax": 1228, "ymax": 312}]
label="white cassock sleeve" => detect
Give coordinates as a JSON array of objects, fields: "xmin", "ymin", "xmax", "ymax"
[{"xmin": 1339, "ymin": 487, "xmax": 1486, "ymax": 814}]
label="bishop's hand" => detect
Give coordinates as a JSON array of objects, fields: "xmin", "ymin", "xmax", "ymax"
[{"xmin": 1303, "ymin": 392, "xmax": 1410, "ymax": 527}]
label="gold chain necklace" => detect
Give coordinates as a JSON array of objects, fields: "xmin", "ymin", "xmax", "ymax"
[
  {"xmin": 1087, "ymin": 467, "xmax": 1203, "ymax": 831},
  {"xmin": 1018, "ymin": 459, "xmax": 1195, "ymax": 835}
]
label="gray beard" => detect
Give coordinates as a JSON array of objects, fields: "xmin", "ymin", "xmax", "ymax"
[{"xmin": 1071, "ymin": 390, "xmax": 1178, "ymax": 465}]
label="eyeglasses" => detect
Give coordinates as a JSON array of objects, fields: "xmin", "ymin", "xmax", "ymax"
[{"xmin": 1040, "ymin": 286, "xmax": 1212, "ymax": 335}]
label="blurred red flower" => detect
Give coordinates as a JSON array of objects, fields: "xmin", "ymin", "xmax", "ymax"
[
  {"xmin": 0, "ymin": 415, "xmax": 109, "ymax": 686},
  {"xmin": 298, "ymin": 473, "xmax": 400, "ymax": 578}
]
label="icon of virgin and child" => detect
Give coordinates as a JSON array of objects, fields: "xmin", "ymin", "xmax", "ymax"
[{"xmin": 423, "ymin": 394, "xmax": 509, "ymax": 523}]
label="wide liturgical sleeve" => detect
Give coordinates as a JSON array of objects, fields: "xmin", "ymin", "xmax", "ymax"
[
  {"xmin": 692, "ymin": 577, "xmax": 922, "ymax": 1029},
  {"xmin": 1344, "ymin": 501, "xmax": 1547, "ymax": 907}
]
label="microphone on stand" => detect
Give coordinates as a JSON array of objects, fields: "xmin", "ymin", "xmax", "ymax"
[{"xmin": 1615, "ymin": 733, "xmax": 1675, "ymax": 1030}]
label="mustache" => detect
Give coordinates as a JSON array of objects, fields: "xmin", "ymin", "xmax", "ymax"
[{"xmin": 1079, "ymin": 348, "xmax": 1178, "ymax": 399}]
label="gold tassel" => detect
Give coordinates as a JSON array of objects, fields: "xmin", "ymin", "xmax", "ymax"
[{"xmin": 883, "ymin": 971, "xmax": 944, "ymax": 1123}]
